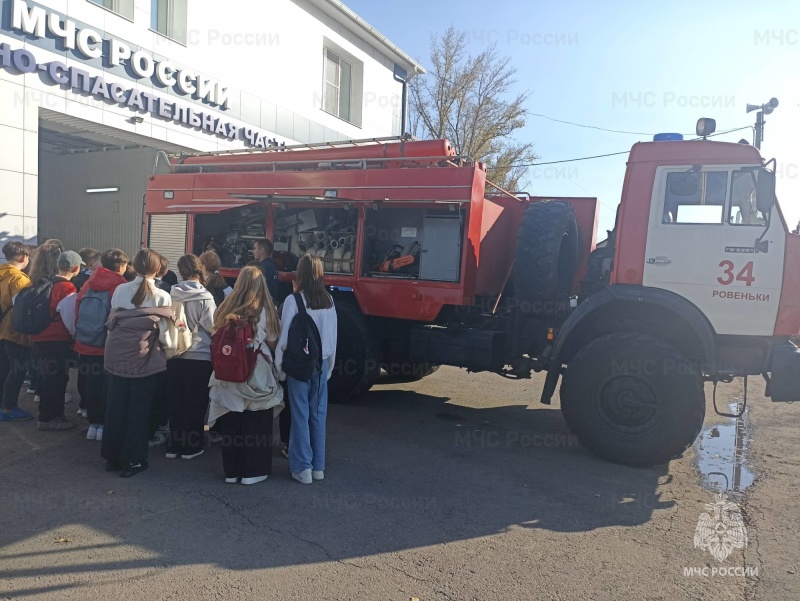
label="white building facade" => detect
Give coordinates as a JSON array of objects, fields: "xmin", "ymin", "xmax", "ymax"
[{"xmin": 0, "ymin": 0, "xmax": 422, "ymax": 256}]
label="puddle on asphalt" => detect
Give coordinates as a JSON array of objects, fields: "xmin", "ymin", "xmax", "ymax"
[{"xmin": 694, "ymin": 400, "xmax": 755, "ymax": 495}]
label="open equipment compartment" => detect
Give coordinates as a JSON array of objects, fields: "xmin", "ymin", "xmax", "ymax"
[
  {"xmin": 273, "ymin": 206, "xmax": 358, "ymax": 274},
  {"xmin": 193, "ymin": 204, "xmax": 267, "ymax": 268},
  {"xmin": 363, "ymin": 206, "xmax": 464, "ymax": 281}
]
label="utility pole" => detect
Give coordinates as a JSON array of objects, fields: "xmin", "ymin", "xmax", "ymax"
[{"xmin": 746, "ymin": 97, "xmax": 779, "ymax": 150}]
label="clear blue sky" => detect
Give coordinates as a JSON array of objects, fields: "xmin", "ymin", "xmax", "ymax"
[{"xmin": 344, "ymin": 0, "xmax": 800, "ymax": 236}]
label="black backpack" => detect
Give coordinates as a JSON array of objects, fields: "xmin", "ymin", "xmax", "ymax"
[
  {"xmin": 12, "ymin": 278, "xmax": 54, "ymax": 335},
  {"xmin": 281, "ymin": 293, "xmax": 323, "ymax": 382}
]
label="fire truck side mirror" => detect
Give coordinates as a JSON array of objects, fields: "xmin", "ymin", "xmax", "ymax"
[{"xmin": 755, "ymin": 168, "xmax": 776, "ymax": 214}]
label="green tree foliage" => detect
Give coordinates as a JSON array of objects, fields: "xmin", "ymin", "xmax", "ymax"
[{"xmin": 410, "ymin": 27, "xmax": 538, "ymax": 193}]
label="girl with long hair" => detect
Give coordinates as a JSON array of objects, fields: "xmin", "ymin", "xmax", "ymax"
[
  {"xmin": 208, "ymin": 266, "xmax": 282, "ymax": 485},
  {"xmin": 165, "ymin": 255, "xmax": 216, "ymax": 460},
  {"xmin": 27, "ymin": 243, "xmax": 61, "ymax": 284},
  {"xmin": 102, "ymin": 248, "xmax": 176, "ymax": 478},
  {"xmin": 199, "ymin": 251, "xmax": 232, "ymax": 306},
  {"xmin": 275, "ymin": 254, "xmax": 337, "ymax": 485},
  {"xmin": 42, "ymin": 239, "xmax": 65, "ymax": 253}
]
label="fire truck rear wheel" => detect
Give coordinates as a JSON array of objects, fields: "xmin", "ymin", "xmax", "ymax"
[
  {"xmin": 514, "ymin": 200, "xmax": 579, "ymax": 314},
  {"xmin": 328, "ymin": 301, "xmax": 381, "ymax": 404},
  {"xmin": 559, "ymin": 332, "xmax": 705, "ymax": 467}
]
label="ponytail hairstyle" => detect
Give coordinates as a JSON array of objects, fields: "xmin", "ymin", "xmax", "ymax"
[
  {"xmin": 131, "ymin": 248, "xmax": 161, "ymax": 308},
  {"xmin": 177, "ymin": 254, "xmax": 205, "ymax": 285},
  {"xmin": 199, "ymin": 250, "xmax": 227, "ymax": 292},
  {"xmin": 295, "ymin": 254, "xmax": 332, "ymax": 310}
]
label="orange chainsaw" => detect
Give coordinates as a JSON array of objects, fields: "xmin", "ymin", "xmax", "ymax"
[{"xmin": 376, "ymin": 242, "xmax": 421, "ymax": 273}]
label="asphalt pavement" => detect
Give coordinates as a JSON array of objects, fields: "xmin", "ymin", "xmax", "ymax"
[{"xmin": 0, "ymin": 367, "xmax": 797, "ymax": 600}]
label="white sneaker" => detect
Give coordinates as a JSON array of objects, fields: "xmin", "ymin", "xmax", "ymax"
[
  {"xmin": 181, "ymin": 450, "xmax": 204, "ymax": 460},
  {"xmin": 95, "ymin": 426, "xmax": 103, "ymax": 441},
  {"xmin": 225, "ymin": 477, "xmax": 238, "ymax": 484},
  {"xmin": 312, "ymin": 470, "xmax": 324, "ymax": 481},
  {"xmin": 86, "ymin": 425, "xmax": 98, "ymax": 440},
  {"xmin": 27, "ymin": 388, "xmax": 35, "ymax": 394},
  {"xmin": 33, "ymin": 395, "xmax": 40, "ymax": 403},
  {"xmin": 240, "ymin": 475, "xmax": 268, "ymax": 485},
  {"xmin": 292, "ymin": 469, "xmax": 312, "ymax": 485},
  {"xmin": 165, "ymin": 452, "xmax": 179, "ymax": 459},
  {"xmin": 64, "ymin": 393, "xmax": 72, "ymax": 404}
]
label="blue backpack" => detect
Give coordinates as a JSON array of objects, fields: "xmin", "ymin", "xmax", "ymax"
[{"xmin": 75, "ymin": 289, "xmax": 113, "ymax": 347}]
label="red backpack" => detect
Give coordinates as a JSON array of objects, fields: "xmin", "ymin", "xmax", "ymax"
[{"xmin": 211, "ymin": 319, "xmax": 258, "ymax": 383}]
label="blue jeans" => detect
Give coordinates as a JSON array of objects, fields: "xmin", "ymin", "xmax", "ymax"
[{"xmin": 287, "ymin": 360, "xmax": 328, "ymax": 473}]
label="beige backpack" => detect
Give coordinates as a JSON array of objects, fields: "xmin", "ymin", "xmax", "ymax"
[{"xmin": 172, "ymin": 300, "xmax": 197, "ymax": 357}]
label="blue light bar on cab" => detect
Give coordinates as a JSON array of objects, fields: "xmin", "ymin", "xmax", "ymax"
[{"xmin": 653, "ymin": 133, "xmax": 684, "ymax": 141}]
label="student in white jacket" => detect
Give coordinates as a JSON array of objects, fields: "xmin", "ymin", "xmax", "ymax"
[{"xmin": 274, "ymin": 254, "xmax": 337, "ymax": 485}]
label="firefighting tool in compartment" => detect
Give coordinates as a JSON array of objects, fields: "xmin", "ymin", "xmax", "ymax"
[{"xmin": 376, "ymin": 241, "xmax": 421, "ymax": 273}]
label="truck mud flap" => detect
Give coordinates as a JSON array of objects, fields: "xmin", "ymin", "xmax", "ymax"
[
  {"xmin": 766, "ymin": 344, "xmax": 800, "ymax": 402},
  {"xmin": 410, "ymin": 327, "xmax": 505, "ymax": 373}
]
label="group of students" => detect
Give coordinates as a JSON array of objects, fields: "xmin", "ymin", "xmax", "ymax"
[{"xmin": 0, "ymin": 237, "xmax": 337, "ymax": 485}]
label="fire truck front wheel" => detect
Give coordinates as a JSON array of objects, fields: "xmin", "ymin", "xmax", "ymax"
[
  {"xmin": 559, "ymin": 332, "xmax": 705, "ymax": 467},
  {"xmin": 328, "ymin": 301, "xmax": 381, "ymax": 403}
]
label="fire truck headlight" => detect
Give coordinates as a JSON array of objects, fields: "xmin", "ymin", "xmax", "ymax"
[{"xmin": 696, "ymin": 118, "xmax": 716, "ymax": 137}]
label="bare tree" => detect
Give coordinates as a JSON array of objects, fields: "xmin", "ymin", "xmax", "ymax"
[{"xmin": 410, "ymin": 27, "xmax": 538, "ymax": 192}]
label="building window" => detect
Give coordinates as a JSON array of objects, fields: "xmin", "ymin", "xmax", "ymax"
[
  {"xmin": 323, "ymin": 49, "xmax": 353, "ymax": 122},
  {"xmin": 89, "ymin": 0, "xmax": 134, "ymax": 20},
  {"xmin": 151, "ymin": 0, "xmax": 188, "ymax": 45}
]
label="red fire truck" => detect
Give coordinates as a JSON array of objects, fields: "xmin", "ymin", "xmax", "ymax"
[{"xmin": 143, "ymin": 122, "xmax": 800, "ymax": 467}]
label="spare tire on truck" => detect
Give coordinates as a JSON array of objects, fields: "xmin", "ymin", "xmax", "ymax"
[
  {"xmin": 514, "ymin": 200, "xmax": 579, "ymax": 315},
  {"xmin": 328, "ymin": 300, "xmax": 381, "ymax": 403}
]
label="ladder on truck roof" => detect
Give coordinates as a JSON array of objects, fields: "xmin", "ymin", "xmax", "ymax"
[
  {"xmin": 152, "ymin": 136, "xmax": 468, "ymax": 176},
  {"xmin": 171, "ymin": 133, "xmax": 416, "ymax": 159}
]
